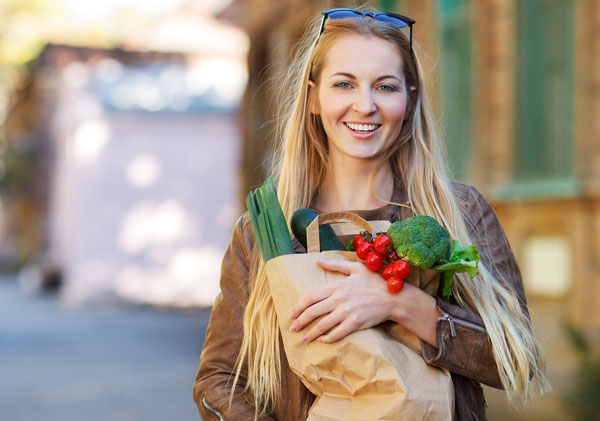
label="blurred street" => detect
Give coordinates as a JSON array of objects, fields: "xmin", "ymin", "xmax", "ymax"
[{"xmin": 0, "ymin": 278, "xmax": 210, "ymax": 421}]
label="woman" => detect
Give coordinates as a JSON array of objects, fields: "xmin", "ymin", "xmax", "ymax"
[{"xmin": 194, "ymin": 7, "xmax": 548, "ymax": 420}]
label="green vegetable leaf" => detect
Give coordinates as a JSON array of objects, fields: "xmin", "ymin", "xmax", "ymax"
[
  {"xmin": 346, "ymin": 238, "xmax": 355, "ymax": 251},
  {"xmin": 441, "ymin": 271, "xmax": 455, "ymax": 297},
  {"xmin": 433, "ymin": 240, "xmax": 479, "ymax": 275},
  {"xmin": 433, "ymin": 240, "xmax": 480, "ymax": 296}
]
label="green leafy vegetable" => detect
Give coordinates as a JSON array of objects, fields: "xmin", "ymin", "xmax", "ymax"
[
  {"xmin": 387, "ymin": 215, "xmax": 480, "ymax": 296},
  {"xmin": 433, "ymin": 240, "xmax": 480, "ymax": 296},
  {"xmin": 387, "ymin": 215, "xmax": 451, "ymax": 269},
  {"xmin": 245, "ymin": 177, "xmax": 294, "ymax": 261}
]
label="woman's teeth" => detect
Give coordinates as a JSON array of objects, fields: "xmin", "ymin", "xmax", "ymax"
[{"xmin": 345, "ymin": 122, "xmax": 380, "ymax": 132}]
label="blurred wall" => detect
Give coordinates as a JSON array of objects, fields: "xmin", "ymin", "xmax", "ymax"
[
  {"xmin": 0, "ymin": 1, "xmax": 251, "ymax": 307},
  {"xmin": 36, "ymin": 45, "xmax": 244, "ymax": 307}
]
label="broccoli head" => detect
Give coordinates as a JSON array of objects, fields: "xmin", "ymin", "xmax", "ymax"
[{"xmin": 386, "ymin": 215, "xmax": 451, "ymax": 269}]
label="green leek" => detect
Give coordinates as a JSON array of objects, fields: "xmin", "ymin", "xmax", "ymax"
[{"xmin": 245, "ymin": 177, "xmax": 294, "ymax": 261}]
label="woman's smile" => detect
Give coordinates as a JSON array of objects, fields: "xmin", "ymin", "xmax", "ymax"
[{"xmin": 344, "ymin": 122, "xmax": 382, "ymax": 139}]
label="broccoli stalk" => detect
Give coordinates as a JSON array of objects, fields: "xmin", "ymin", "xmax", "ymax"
[{"xmin": 387, "ymin": 215, "xmax": 480, "ymax": 296}]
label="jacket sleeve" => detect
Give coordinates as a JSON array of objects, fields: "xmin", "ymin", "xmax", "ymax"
[
  {"xmin": 420, "ymin": 185, "xmax": 529, "ymax": 389},
  {"xmin": 193, "ymin": 214, "xmax": 275, "ymax": 421}
]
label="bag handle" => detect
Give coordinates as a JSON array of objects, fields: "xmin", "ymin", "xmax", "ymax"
[{"xmin": 306, "ymin": 211, "xmax": 374, "ymax": 253}]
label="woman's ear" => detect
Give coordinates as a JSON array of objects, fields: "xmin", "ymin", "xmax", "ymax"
[{"xmin": 307, "ymin": 80, "xmax": 320, "ymax": 115}]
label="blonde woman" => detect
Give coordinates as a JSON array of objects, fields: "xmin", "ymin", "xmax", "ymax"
[{"xmin": 194, "ymin": 7, "xmax": 548, "ymax": 420}]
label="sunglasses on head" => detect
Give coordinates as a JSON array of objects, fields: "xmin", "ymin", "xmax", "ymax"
[{"xmin": 318, "ymin": 8, "xmax": 415, "ymax": 53}]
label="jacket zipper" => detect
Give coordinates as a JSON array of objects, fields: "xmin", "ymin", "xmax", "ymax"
[
  {"xmin": 437, "ymin": 307, "xmax": 489, "ymax": 421},
  {"xmin": 202, "ymin": 396, "xmax": 225, "ymax": 421},
  {"xmin": 437, "ymin": 306, "xmax": 486, "ymax": 337}
]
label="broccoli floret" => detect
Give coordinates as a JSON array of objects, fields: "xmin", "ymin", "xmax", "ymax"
[{"xmin": 387, "ymin": 215, "xmax": 451, "ymax": 269}]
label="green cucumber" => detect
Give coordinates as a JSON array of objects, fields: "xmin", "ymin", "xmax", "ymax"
[{"xmin": 291, "ymin": 208, "xmax": 345, "ymax": 251}]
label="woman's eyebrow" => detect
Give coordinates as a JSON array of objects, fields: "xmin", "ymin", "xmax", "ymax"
[
  {"xmin": 329, "ymin": 72, "xmax": 356, "ymax": 79},
  {"xmin": 375, "ymin": 75, "xmax": 403, "ymax": 83},
  {"xmin": 329, "ymin": 72, "xmax": 402, "ymax": 83}
]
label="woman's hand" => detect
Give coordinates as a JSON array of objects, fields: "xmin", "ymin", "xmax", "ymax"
[{"xmin": 289, "ymin": 258, "xmax": 397, "ymax": 344}]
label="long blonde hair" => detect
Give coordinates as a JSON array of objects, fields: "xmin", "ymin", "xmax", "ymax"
[{"xmin": 232, "ymin": 9, "xmax": 548, "ymax": 416}]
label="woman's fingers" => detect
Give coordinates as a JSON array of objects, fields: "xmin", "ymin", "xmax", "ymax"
[
  {"xmin": 290, "ymin": 297, "xmax": 336, "ymax": 333},
  {"xmin": 300, "ymin": 310, "xmax": 343, "ymax": 343},
  {"xmin": 289, "ymin": 258, "xmax": 385, "ymax": 342},
  {"xmin": 318, "ymin": 318, "xmax": 358, "ymax": 344},
  {"xmin": 317, "ymin": 258, "xmax": 363, "ymax": 275},
  {"xmin": 289, "ymin": 284, "xmax": 333, "ymax": 320},
  {"xmin": 289, "ymin": 259, "xmax": 359, "ymax": 320}
]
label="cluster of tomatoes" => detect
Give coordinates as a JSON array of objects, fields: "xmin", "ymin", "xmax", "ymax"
[{"xmin": 352, "ymin": 232, "xmax": 410, "ymax": 294}]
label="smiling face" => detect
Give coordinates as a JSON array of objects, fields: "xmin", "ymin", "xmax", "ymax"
[{"xmin": 311, "ymin": 34, "xmax": 409, "ymax": 162}]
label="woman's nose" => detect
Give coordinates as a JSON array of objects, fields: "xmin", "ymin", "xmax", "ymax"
[{"xmin": 352, "ymin": 89, "xmax": 377, "ymax": 115}]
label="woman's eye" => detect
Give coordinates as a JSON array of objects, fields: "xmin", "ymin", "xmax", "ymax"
[
  {"xmin": 334, "ymin": 81, "xmax": 352, "ymax": 88},
  {"xmin": 376, "ymin": 84, "xmax": 397, "ymax": 92}
]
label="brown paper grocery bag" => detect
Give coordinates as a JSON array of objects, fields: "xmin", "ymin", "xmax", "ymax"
[{"xmin": 265, "ymin": 212, "xmax": 454, "ymax": 421}]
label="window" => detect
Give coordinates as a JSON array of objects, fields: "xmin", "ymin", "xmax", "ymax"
[
  {"xmin": 513, "ymin": 0, "xmax": 575, "ymax": 196},
  {"xmin": 523, "ymin": 236, "xmax": 571, "ymax": 297},
  {"xmin": 438, "ymin": 0, "xmax": 472, "ymax": 181}
]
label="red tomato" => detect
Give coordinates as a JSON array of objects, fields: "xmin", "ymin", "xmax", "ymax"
[
  {"xmin": 384, "ymin": 250, "xmax": 399, "ymax": 266},
  {"xmin": 373, "ymin": 234, "xmax": 392, "ymax": 254},
  {"xmin": 365, "ymin": 251, "xmax": 383, "ymax": 272},
  {"xmin": 392, "ymin": 259, "xmax": 410, "ymax": 279},
  {"xmin": 356, "ymin": 241, "xmax": 373, "ymax": 260},
  {"xmin": 352, "ymin": 234, "xmax": 364, "ymax": 251},
  {"xmin": 382, "ymin": 264, "xmax": 394, "ymax": 280},
  {"xmin": 387, "ymin": 276, "xmax": 405, "ymax": 294}
]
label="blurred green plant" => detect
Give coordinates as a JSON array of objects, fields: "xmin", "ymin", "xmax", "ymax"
[
  {"xmin": 562, "ymin": 321, "xmax": 600, "ymax": 421},
  {"xmin": 0, "ymin": 0, "xmax": 53, "ymax": 65},
  {"xmin": 0, "ymin": 143, "xmax": 35, "ymax": 198},
  {"xmin": 0, "ymin": 0, "xmax": 58, "ymax": 133}
]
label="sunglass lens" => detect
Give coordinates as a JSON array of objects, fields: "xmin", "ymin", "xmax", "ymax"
[
  {"xmin": 327, "ymin": 10, "xmax": 363, "ymax": 20},
  {"xmin": 373, "ymin": 14, "xmax": 408, "ymax": 28}
]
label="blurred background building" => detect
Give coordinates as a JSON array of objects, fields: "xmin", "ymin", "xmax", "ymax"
[
  {"xmin": 1, "ymin": 0, "xmax": 248, "ymax": 306},
  {"xmin": 1, "ymin": 0, "xmax": 598, "ymax": 420}
]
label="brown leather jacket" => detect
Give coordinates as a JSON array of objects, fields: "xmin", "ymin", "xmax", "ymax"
[{"xmin": 193, "ymin": 182, "xmax": 528, "ymax": 421}]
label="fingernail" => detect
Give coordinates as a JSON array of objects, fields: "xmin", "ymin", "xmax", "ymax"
[
  {"xmin": 301, "ymin": 335, "xmax": 308, "ymax": 342},
  {"xmin": 290, "ymin": 324, "xmax": 296, "ymax": 332},
  {"xmin": 289, "ymin": 311, "xmax": 295, "ymax": 319}
]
